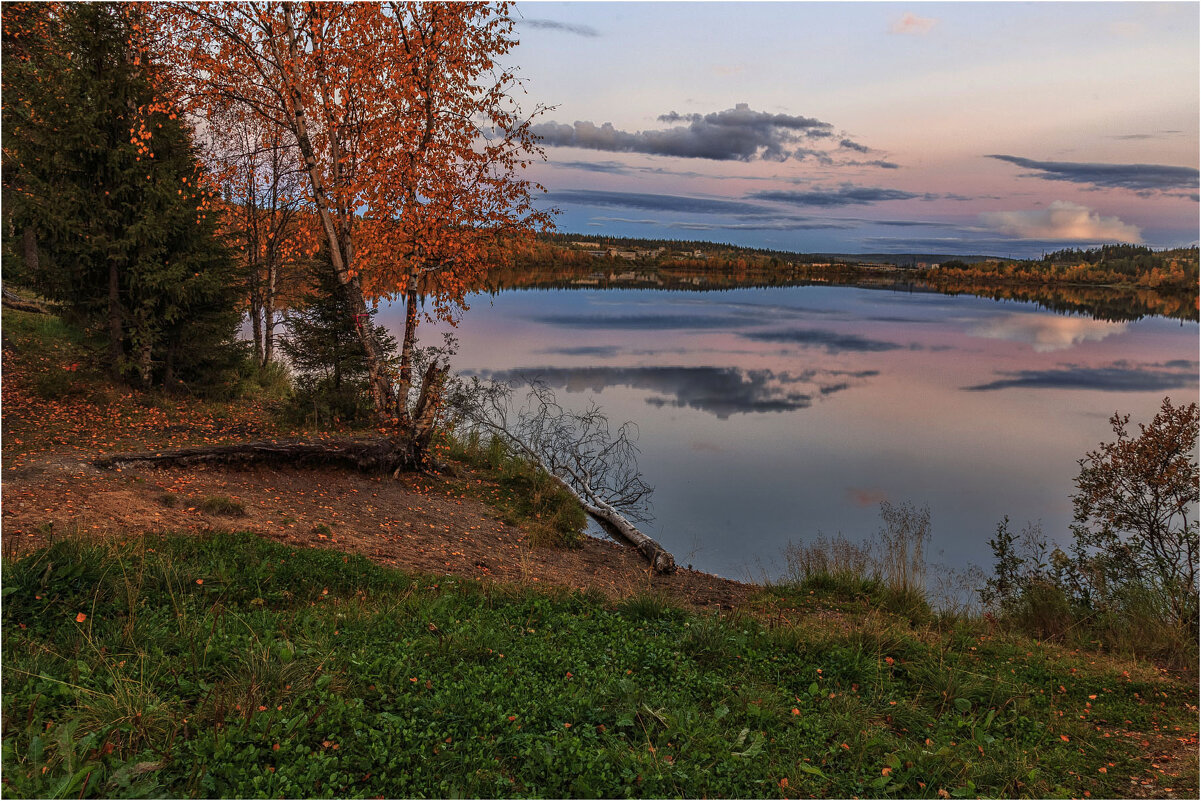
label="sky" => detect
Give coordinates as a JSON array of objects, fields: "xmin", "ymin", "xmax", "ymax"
[{"xmin": 501, "ymin": 2, "xmax": 1200, "ymax": 257}]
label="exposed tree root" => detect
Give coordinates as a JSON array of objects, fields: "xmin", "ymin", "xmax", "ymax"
[
  {"xmin": 93, "ymin": 438, "xmax": 420, "ymax": 475},
  {"xmin": 2, "ymin": 287, "xmax": 52, "ymax": 315}
]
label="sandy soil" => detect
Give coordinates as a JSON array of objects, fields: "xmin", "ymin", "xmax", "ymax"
[{"xmin": 1, "ymin": 454, "xmax": 752, "ymax": 610}]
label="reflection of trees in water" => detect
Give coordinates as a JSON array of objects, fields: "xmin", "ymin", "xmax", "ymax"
[
  {"xmin": 454, "ymin": 264, "xmax": 1197, "ymax": 323},
  {"xmin": 923, "ymin": 280, "xmax": 1198, "ymax": 323}
]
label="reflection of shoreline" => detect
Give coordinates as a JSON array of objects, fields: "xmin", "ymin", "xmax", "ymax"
[{"xmin": 460, "ymin": 266, "xmax": 1197, "ymax": 323}]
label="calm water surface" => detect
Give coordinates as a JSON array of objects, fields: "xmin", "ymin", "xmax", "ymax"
[{"xmin": 385, "ymin": 285, "xmax": 1198, "ymax": 582}]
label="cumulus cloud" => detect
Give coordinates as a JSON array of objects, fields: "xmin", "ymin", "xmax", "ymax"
[
  {"xmin": 978, "ymin": 201, "xmax": 1142, "ymax": 242},
  {"xmin": 749, "ymin": 186, "xmax": 935, "ymax": 208},
  {"xmin": 533, "ymin": 103, "xmax": 882, "ymax": 164},
  {"xmin": 521, "ymin": 19, "xmax": 599, "ymax": 37},
  {"xmin": 890, "ymin": 13, "xmax": 937, "ymax": 35},
  {"xmin": 839, "ymin": 138, "xmax": 871, "ymax": 154},
  {"xmin": 988, "ymin": 155, "xmax": 1199, "ymax": 196}
]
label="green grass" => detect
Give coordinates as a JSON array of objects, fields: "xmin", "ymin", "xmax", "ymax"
[
  {"xmin": 445, "ymin": 431, "xmax": 588, "ymax": 548},
  {"xmin": 3, "ymin": 533, "xmax": 1193, "ymax": 798},
  {"xmin": 198, "ymin": 496, "xmax": 247, "ymax": 517}
]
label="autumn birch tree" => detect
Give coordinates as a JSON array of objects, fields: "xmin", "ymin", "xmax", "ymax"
[{"xmin": 152, "ymin": 1, "xmax": 549, "ymax": 466}]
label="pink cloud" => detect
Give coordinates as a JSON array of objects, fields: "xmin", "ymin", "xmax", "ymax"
[
  {"xmin": 890, "ymin": 13, "xmax": 938, "ymax": 35},
  {"xmin": 978, "ymin": 201, "xmax": 1143, "ymax": 242}
]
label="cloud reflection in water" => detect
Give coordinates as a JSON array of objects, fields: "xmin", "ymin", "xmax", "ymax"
[
  {"xmin": 963, "ymin": 360, "xmax": 1197, "ymax": 392},
  {"xmin": 965, "ymin": 313, "xmax": 1128, "ymax": 353},
  {"xmin": 477, "ymin": 365, "xmax": 878, "ymax": 419}
]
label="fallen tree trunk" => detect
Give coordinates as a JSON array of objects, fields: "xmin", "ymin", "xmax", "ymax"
[
  {"xmin": 567, "ymin": 482, "xmax": 676, "ymax": 574},
  {"xmin": 94, "ymin": 438, "xmax": 420, "ymax": 474},
  {"xmin": 452, "ymin": 378, "xmax": 677, "ymax": 574},
  {"xmin": 467, "ymin": 415, "xmax": 676, "ymax": 574}
]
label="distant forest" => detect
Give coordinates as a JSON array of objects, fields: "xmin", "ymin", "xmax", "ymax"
[
  {"xmin": 930, "ymin": 244, "xmax": 1198, "ymax": 293},
  {"xmin": 499, "ymin": 233, "xmax": 1199, "ymax": 292}
]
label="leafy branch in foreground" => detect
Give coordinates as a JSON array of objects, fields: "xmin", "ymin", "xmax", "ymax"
[
  {"xmin": 452, "ymin": 377, "xmax": 675, "ymax": 573},
  {"xmin": 1071, "ymin": 396, "xmax": 1199, "ymax": 632}
]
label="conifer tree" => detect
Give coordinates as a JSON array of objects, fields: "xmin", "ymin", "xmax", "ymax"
[
  {"xmin": 281, "ymin": 253, "xmax": 399, "ymax": 424},
  {"xmin": 1, "ymin": 2, "xmax": 242, "ymax": 387}
]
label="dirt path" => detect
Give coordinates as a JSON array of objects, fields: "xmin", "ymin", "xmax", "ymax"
[{"xmin": 2, "ymin": 455, "xmax": 752, "ymax": 610}]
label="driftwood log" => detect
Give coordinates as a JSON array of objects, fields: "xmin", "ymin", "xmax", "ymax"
[
  {"xmin": 545, "ymin": 471, "xmax": 676, "ymax": 574},
  {"xmin": 454, "ymin": 379, "xmax": 677, "ymax": 574}
]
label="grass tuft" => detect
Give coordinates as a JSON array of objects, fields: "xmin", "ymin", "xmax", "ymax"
[{"xmin": 199, "ymin": 495, "xmax": 247, "ymax": 517}]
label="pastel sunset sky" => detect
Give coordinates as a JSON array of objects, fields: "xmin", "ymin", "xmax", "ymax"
[{"xmin": 506, "ymin": 2, "xmax": 1199, "ymax": 257}]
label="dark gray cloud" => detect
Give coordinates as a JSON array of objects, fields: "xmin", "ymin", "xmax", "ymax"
[
  {"xmin": 479, "ymin": 366, "xmax": 872, "ymax": 419},
  {"xmin": 839, "ymin": 138, "xmax": 871, "ymax": 154},
  {"xmin": 536, "ymin": 345, "xmax": 622, "ymax": 358},
  {"xmin": 521, "ymin": 19, "xmax": 599, "ymax": 37},
  {"xmin": 987, "ymin": 155, "xmax": 1199, "ymax": 196},
  {"xmin": 963, "ymin": 361, "xmax": 1198, "ymax": 392},
  {"xmin": 551, "ymin": 189, "xmax": 775, "ymax": 216},
  {"xmin": 533, "ymin": 312, "xmax": 752, "ymax": 331},
  {"xmin": 743, "ymin": 329, "xmax": 909, "ymax": 353},
  {"xmin": 592, "ymin": 215, "xmax": 852, "ymax": 232},
  {"xmin": 1109, "ymin": 131, "xmax": 1184, "ymax": 141},
  {"xmin": 849, "ymin": 159, "xmax": 901, "ymax": 169},
  {"xmin": 665, "ymin": 219, "xmax": 856, "ymax": 232},
  {"xmin": 555, "ymin": 160, "xmax": 631, "ymax": 174},
  {"xmin": 749, "ymin": 186, "xmax": 937, "ymax": 207},
  {"xmin": 533, "ymin": 103, "xmax": 884, "ymax": 163}
]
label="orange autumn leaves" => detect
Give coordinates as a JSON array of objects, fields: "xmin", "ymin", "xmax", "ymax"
[
  {"xmin": 150, "ymin": 2, "xmax": 550, "ymax": 314},
  {"xmin": 144, "ymin": 2, "xmax": 551, "ymax": 428}
]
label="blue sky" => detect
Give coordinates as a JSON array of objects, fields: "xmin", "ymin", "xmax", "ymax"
[{"xmin": 504, "ymin": 2, "xmax": 1199, "ymax": 256}]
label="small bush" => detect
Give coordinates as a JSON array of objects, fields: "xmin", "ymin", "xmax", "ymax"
[
  {"xmin": 1008, "ymin": 578, "xmax": 1073, "ymax": 640},
  {"xmin": 199, "ymin": 495, "xmax": 247, "ymax": 517},
  {"xmin": 156, "ymin": 492, "xmax": 178, "ymax": 508},
  {"xmin": 31, "ymin": 370, "xmax": 78, "ymax": 400}
]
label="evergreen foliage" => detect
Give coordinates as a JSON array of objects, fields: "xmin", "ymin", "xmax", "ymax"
[
  {"xmin": 280, "ymin": 254, "xmax": 399, "ymax": 425},
  {"xmin": 1, "ymin": 2, "xmax": 243, "ymax": 389}
]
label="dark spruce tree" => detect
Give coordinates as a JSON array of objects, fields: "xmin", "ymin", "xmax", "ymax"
[
  {"xmin": 281, "ymin": 253, "xmax": 399, "ymax": 426},
  {"xmin": 1, "ymin": 2, "xmax": 243, "ymax": 389}
]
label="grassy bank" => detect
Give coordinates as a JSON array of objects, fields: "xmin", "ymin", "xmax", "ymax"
[{"xmin": 4, "ymin": 532, "xmax": 1195, "ymax": 798}]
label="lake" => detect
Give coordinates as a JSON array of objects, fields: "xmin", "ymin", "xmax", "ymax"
[{"xmin": 385, "ymin": 284, "xmax": 1198, "ymax": 583}]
